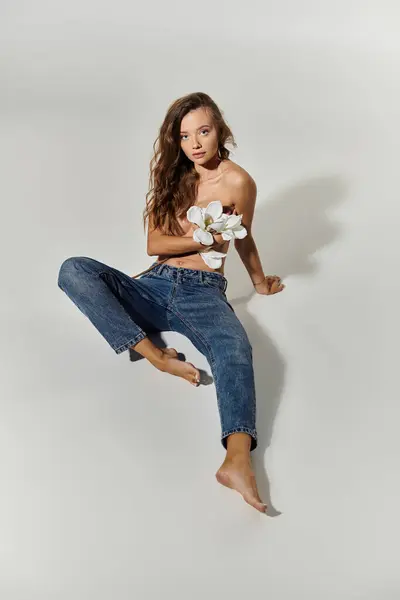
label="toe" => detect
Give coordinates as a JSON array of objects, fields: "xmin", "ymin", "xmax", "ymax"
[
  {"xmin": 244, "ymin": 493, "xmax": 267, "ymax": 513},
  {"xmin": 188, "ymin": 363, "xmax": 200, "ymax": 386}
]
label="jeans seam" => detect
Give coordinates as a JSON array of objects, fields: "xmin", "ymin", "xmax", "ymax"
[
  {"xmin": 168, "ymin": 306, "xmax": 242, "ymax": 434},
  {"xmin": 168, "ymin": 307, "xmax": 217, "ymax": 372},
  {"xmin": 166, "ymin": 284, "xmax": 178, "ymax": 329},
  {"xmin": 169, "ymin": 304, "xmax": 254, "ymax": 428}
]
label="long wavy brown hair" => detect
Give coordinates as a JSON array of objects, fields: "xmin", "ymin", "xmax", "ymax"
[{"xmin": 142, "ymin": 92, "xmax": 237, "ymax": 237}]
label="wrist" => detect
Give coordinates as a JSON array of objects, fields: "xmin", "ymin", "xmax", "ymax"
[{"xmin": 252, "ymin": 276, "xmax": 265, "ymax": 286}]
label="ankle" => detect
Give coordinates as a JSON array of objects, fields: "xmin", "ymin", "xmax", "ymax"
[
  {"xmin": 226, "ymin": 451, "xmax": 251, "ymax": 463},
  {"xmin": 151, "ymin": 352, "xmax": 169, "ymax": 372},
  {"xmin": 131, "ymin": 337, "xmax": 163, "ymax": 364},
  {"xmin": 225, "ymin": 432, "xmax": 252, "ymax": 458}
]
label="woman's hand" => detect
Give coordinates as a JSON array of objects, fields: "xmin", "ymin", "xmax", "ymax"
[
  {"xmin": 186, "ymin": 223, "xmax": 225, "ymax": 249},
  {"xmin": 254, "ymin": 276, "xmax": 285, "ymax": 295},
  {"xmin": 210, "ymin": 206, "xmax": 237, "ymax": 249},
  {"xmin": 210, "ymin": 231, "xmax": 226, "ymax": 250}
]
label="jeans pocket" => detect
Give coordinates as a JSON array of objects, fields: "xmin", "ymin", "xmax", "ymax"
[
  {"xmin": 203, "ymin": 280, "xmax": 224, "ymax": 295},
  {"xmin": 221, "ymin": 291, "xmax": 235, "ymax": 312},
  {"xmin": 140, "ymin": 269, "xmax": 159, "ymax": 279}
]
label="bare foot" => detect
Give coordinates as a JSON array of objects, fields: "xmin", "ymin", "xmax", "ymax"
[
  {"xmin": 215, "ymin": 455, "xmax": 267, "ymax": 513},
  {"xmin": 157, "ymin": 348, "xmax": 201, "ymax": 387},
  {"xmin": 160, "ymin": 347, "xmax": 179, "ymax": 359}
]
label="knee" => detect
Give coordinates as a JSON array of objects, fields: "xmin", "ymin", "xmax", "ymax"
[
  {"xmin": 231, "ymin": 338, "xmax": 253, "ymax": 363},
  {"xmin": 230, "ymin": 328, "xmax": 253, "ymax": 356},
  {"xmin": 214, "ymin": 334, "xmax": 253, "ymax": 366},
  {"xmin": 57, "ymin": 256, "xmax": 89, "ymax": 290}
]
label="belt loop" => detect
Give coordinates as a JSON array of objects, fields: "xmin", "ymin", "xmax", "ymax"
[
  {"xmin": 199, "ymin": 270, "xmax": 204, "ymax": 284},
  {"xmin": 223, "ymin": 278, "xmax": 227, "ymax": 292}
]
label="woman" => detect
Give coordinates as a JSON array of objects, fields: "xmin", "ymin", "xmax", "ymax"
[{"xmin": 57, "ymin": 92, "xmax": 285, "ymax": 514}]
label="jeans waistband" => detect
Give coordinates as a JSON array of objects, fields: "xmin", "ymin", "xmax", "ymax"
[{"xmin": 149, "ymin": 262, "xmax": 228, "ymax": 292}]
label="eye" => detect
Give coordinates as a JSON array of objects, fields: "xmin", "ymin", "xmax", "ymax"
[{"xmin": 180, "ymin": 129, "xmax": 209, "ymax": 141}]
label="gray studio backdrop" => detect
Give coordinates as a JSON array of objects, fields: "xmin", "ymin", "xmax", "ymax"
[{"xmin": 0, "ymin": 2, "xmax": 399, "ymax": 599}]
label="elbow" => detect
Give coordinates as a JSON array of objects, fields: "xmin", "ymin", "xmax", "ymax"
[
  {"xmin": 147, "ymin": 234, "xmax": 159, "ymax": 255},
  {"xmin": 147, "ymin": 237, "xmax": 155, "ymax": 256},
  {"xmin": 147, "ymin": 242, "xmax": 160, "ymax": 256},
  {"xmin": 234, "ymin": 232, "xmax": 253, "ymax": 247}
]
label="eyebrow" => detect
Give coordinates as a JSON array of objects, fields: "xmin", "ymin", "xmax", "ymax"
[{"xmin": 180, "ymin": 124, "xmax": 211, "ymax": 133}]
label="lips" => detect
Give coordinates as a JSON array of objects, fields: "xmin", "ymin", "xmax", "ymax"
[{"xmin": 193, "ymin": 152, "xmax": 205, "ymax": 157}]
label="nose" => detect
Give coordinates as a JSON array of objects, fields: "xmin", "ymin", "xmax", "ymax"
[{"xmin": 192, "ymin": 135, "xmax": 201, "ymax": 149}]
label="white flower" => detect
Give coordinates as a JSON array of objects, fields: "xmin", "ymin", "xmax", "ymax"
[
  {"xmin": 186, "ymin": 201, "xmax": 222, "ymax": 246},
  {"xmin": 186, "ymin": 200, "xmax": 247, "ymax": 269},
  {"xmin": 199, "ymin": 250, "xmax": 228, "ymax": 269}
]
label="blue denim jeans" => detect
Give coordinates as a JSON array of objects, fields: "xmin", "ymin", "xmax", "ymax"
[{"xmin": 57, "ymin": 257, "xmax": 257, "ymax": 451}]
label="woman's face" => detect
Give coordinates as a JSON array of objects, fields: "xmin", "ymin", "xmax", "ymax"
[{"xmin": 179, "ymin": 107, "xmax": 219, "ymax": 163}]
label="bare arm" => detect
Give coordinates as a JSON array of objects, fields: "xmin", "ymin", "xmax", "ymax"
[
  {"xmin": 147, "ymin": 234, "xmax": 207, "ymax": 256},
  {"xmin": 232, "ymin": 175, "xmax": 266, "ymax": 285},
  {"xmin": 147, "ymin": 216, "xmax": 220, "ymax": 256},
  {"xmin": 235, "ymin": 235, "xmax": 265, "ymax": 284}
]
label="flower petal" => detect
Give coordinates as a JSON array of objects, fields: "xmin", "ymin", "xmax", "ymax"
[
  {"xmin": 203, "ymin": 250, "xmax": 227, "ymax": 258},
  {"xmin": 232, "ymin": 225, "xmax": 247, "ymax": 239},
  {"xmin": 193, "ymin": 228, "xmax": 214, "ymax": 245},
  {"xmin": 199, "ymin": 250, "xmax": 227, "ymax": 269},
  {"xmin": 187, "ymin": 206, "xmax": 205, "ymax": 228},
  {"xmin": 225, "ymin": 213, "xmax": 242, "ymax": 229},
  {"xmin": 222, "ymin": 230, "xmax": 234, "ymax": 240},
  {"xmin": 201, "ymin": 255, "xmax": 222, "ymax": 268},
  {"xmin": 204, "ymin": 200, "xmax": 223, "ymax": 221},
  {"xmin": 208, "ymin": 217, "xmax": 227, "ymax": 233}
]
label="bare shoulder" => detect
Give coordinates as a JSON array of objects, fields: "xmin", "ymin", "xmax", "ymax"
[
  {"xmin": 222, "ymin": 161, "xmax": 257, "ymax": 232},
  {"xmin": 223, "ymin": 159, "xmax": 256, "ymax": 192}
]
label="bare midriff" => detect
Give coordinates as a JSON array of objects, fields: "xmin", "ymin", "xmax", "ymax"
[
  {"xmin": 155, "ymin": 160, "xmax": 237, "ymax": 275},
  {"xmin": 156, "ymin": 238, "xmax": 231, "ymax": 275}
]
